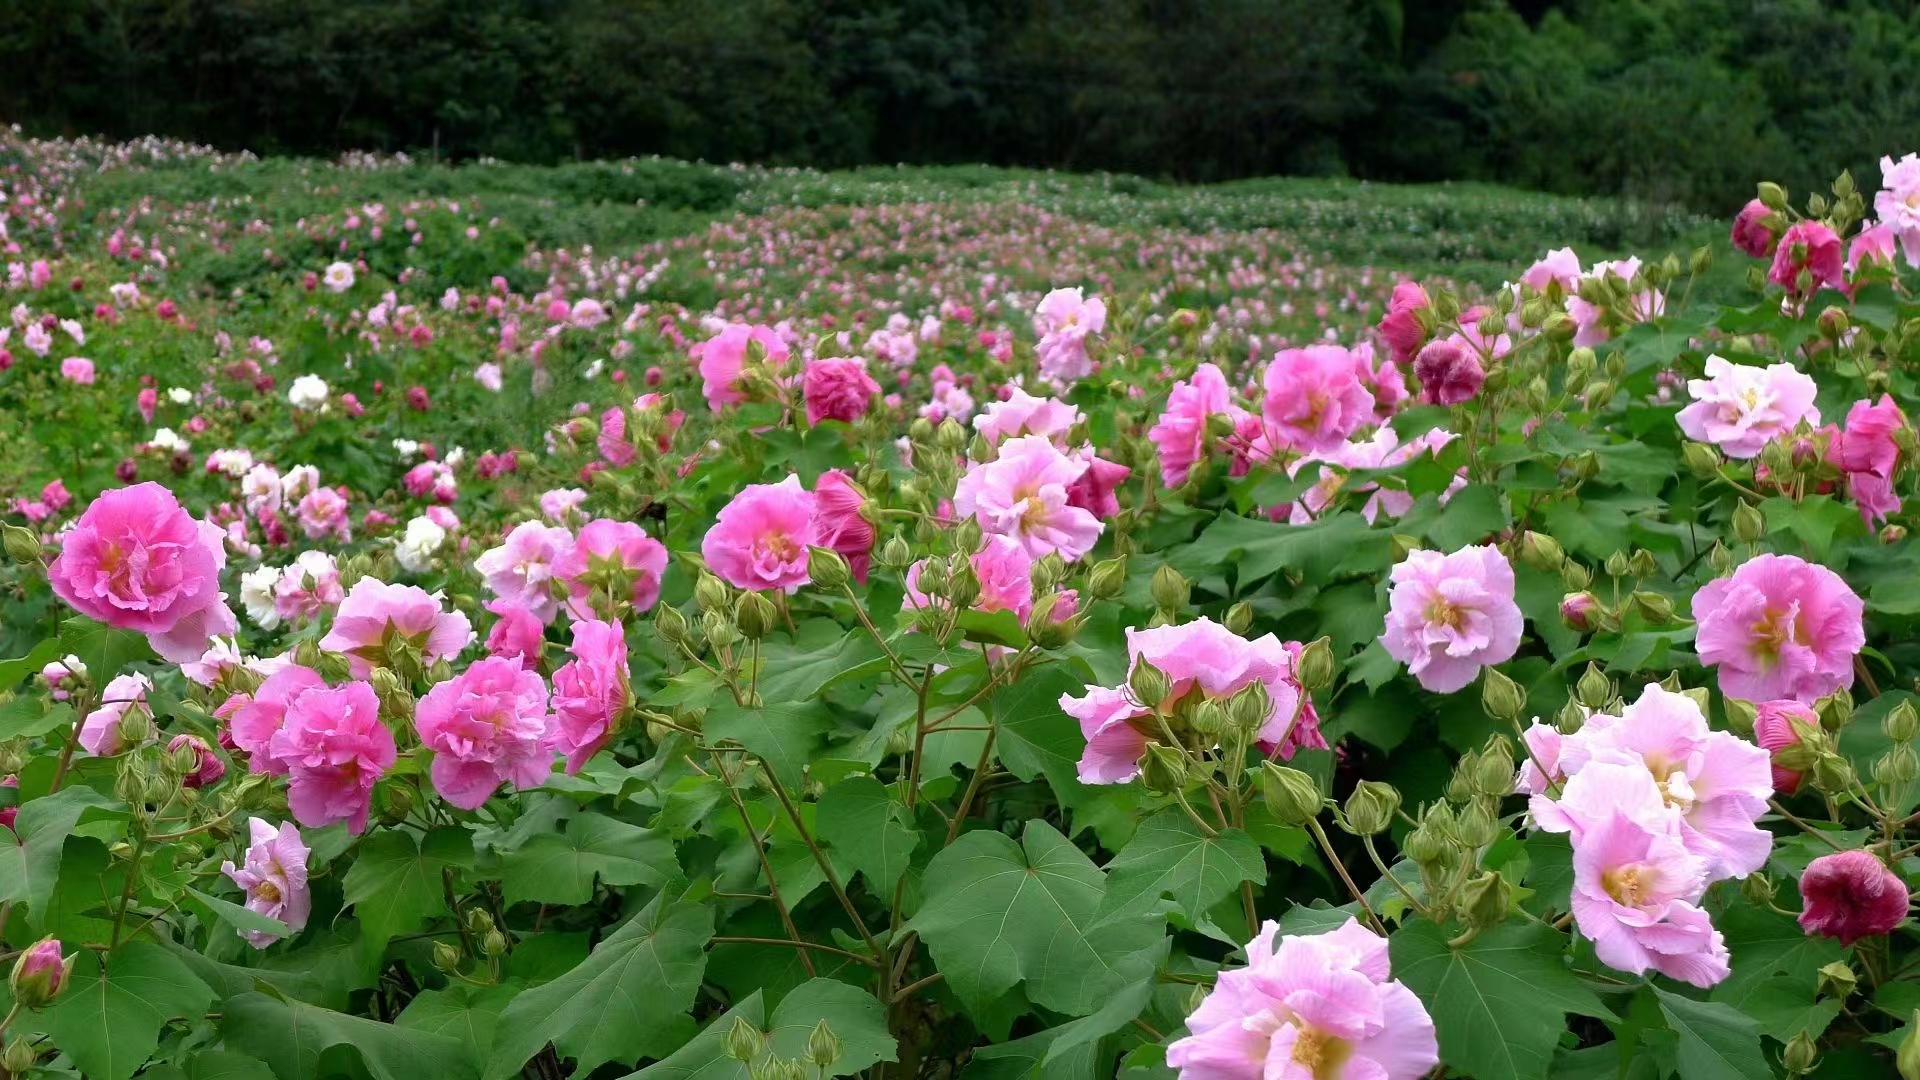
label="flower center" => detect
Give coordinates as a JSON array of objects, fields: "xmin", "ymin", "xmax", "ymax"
[
  {"xmin": 1748, "ymin": 605, "xmax": 1798, "ymax": 667},
  {"xmin": 252, "ymin": 880, "xmax": 282, "ymax": 905},
  {"xmin": 1290, "ymin": 1024, "xmax": 1353, "ymax": 1080},
  {"xmin": 1603, "ymin": 863, "xmax": 1652, "ymax": 908},
  {"xmin": 1425, "ymin": 596, "xmax": 1465, "ymax": 630},
  {"xmin": 763, "ymin": 532, "xmax": 799, "ymax": 562}
]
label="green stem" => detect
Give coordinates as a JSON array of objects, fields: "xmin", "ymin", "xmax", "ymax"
[{"xmin": 1306, "ymin": 817, "xmax": 1386, "ymax": 934}]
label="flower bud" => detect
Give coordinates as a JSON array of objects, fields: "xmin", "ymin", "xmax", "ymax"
[
  {"xmin": 8, "ymin": 937, "xmax": 71, "ymax": 1010},
  {"xmin": 1295, "ymin": 637, "xmax": 1335, "ymax": 693},
  {"xmin": 1723, "ymin": 697, "xmax": 1759, "ymax": 738},
  {"xmin": 1876, "ymin": 743, "xmax": 1920, "ymax": 787},
  {"xmin": 1, "ymin": 522, "xmax": 42, "ymax": 565},
  {"xmin": 806, "ymin": 1019, "xmax": 842, "ymax": 1068},
  {"xmin": 1191, "ymin": 699, "xmax": 1232, "ymax": 738},
  {"xmin": 1086, "ymin": 556, "xmax": 1127, "ymax": 601},
  {"xmin": 1625, "ymin": 549, "xmax": 1656, "ymax": 578},
  {"xmin": 1682, "ymin": 441, "xmax": 1723, "ymax": 478},
  {"xmin": 1679, "ymin": 686, "xmax": 1712, "ymax": 715},
  {"xmin": 2, "ymin": 1035, "xmax": 34, "ymax": 1075},
  {"xmin": 694, "ymin": 572, "xmax": 730, "ymax": 613},
  {"xmin": 1631, "ymin": 590, "xmax": 1676, "ymax": 625},
  {"xmin": 1259, "ymin": 762, "xmax": 1322, "ymax": 826},
  {"xmin": 878, "ymin": 536, "xmax": 913, "ymax": 571},
  {"xmin": 935, "ymin": 417, "xmax": 968, "ymax": 454},
  {"xmin": 1817, "ymin": 306, "xmax": 1850, "ymax": 341},
  {"xmin": 1140, "ymin": 743, "xmax": 1189, "ymax": 794},
  {"xmin": 481, "ymin": 929, "xmax": 508, "ymax": 957},
  {"xmin": 1224, "ymin": 600, "xmax": 1254, "ymax": 635},
  {"xmin": 293, "ymin": 639, "xmax": 325, "ymax": 670},
  {"xmin": 1818, "ymin": 689, "xmax": 1854, "ymax": 733},
  {"xmin": 1474, "ymin": 737, "xmax": 1515, "ymax": 797},
  {"xmin": 1811, "ymin": 752, "xmax": 1856, "ymax": 795},
  {"xmin": 736, "ymin": 592, "xmax": 779, "ymax": 641},
  {"xmin": 945, "ymin": 561, "xmax": 982, "ymax": 610},
  {"xmin": 1758, "ymin": 181, "xmax": 1789, "ymax": 211},
  {"xmin": 1817, "ymin": 960, "xmax": 1857, "ymax": 1000},
  {"xmin": 655, "ymin": 602, "xmax": 691, "ymax": 646},
  {"xmin": 1226, "ymin": 682, "xmax": 1271, "ymax": 735},
  {"xmin": 1518, "ymin": 531, "xmax": 1563, "ymax": 571},
  {"xmin": 1461, "ymin": 870, "xmax": 1512, "ymax": 930},
  {"xmin": 954, "ymin": 518, "xmax": 984, "ymax": 555},
  {"xmin": 1887, "ymin": 700, "xmax": 1919, "ymax": 743},
  {"xmin": 1403, "ymin": 816, "xmax": 1454, "ymax": 867},
  {"xmin": 1342, "ymin": 781, "xmax": 1399, "ymax": 837},
  {"xmin": 1575, "ymin": 663, "xmax": 1611, "ymax": 709},
  {"xmin": 1733, "ymin": 501, "xmax": 1766, "ymax": 544},
  {"xmin": 1783, "ymin": 1031, "xmax": 1817, "ymax": 1076},
  {"xmin": 727, "ymin": 1015, "xmax": 766, "ymax": 1064},
  {"xmin": 1028, "ymin": 611, "xmax": 1079, "ymax": 649},
  {"xmin": 1560, "ymin": 559, "xmax": 1592, "ymax": 591},
  {"xmin": 1481, "ymin": 667, "xmax": 1525, "ymax": 722},
  {"xmin": 1556, "ymin": 697, "xmax": 1587, "ymax": 734},
  {"xmin": 1150, "ymin": 565, "xmax": 1190, "ymax": 613},
  {"xmin": 431, "ymin": 940, "xmax": 462, "ymax": 973},
  {"xmin": 1604, "ymin": 550, "xmax": 1630, "ymax": 578},
  {"xmin": 1452, "ymin": 799, "xmax": 1498, "ymax": 849},
  {"xmin": 807, "ymin": 546, "xmax": 851, "ymax": 591},
  {"xmin": 1559, "ymin": 592, "xmax": 1599, "ymax": 632}
]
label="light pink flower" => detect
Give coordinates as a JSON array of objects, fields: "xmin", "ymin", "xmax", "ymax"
[
  {"xmin": 973, "ymin": 386, "xmax": 1083, "ymax": 448},
  {"xmin": 1849, "ymin": 222, "xmax": 1899, "ymax": 275},
  {"xmin": 1876, "ymin": 153, "xmax": 1920, "ymax": 267},
  {"xmin": 551, "ymin": 619, "xmax": 629, "ymax": 774},
  {"xmin": 475, "ymin": 520, "xmax": 574, "ymax": 623},
  {"xmin": 810, "ymin": 470, "xmax": 875, "ymax": 583},
  {"xmin": 1675, "ymin": 355, "xmax": 1819, "ymax": 460},
  {"xmin": 1060, "ymin": 619, "xmax": 1304, "ymax": 785},
  {"xmin": 1033, "ymin": 287, "xmax": 1105, "ymax": 382},
  {"xmin": 1166, "ymin": 918, "xmax": 1437, "ymax": 1080},
  {"xmin": 1514, "ymin": 721, "xmax": 1565, "ymax": 795},
  {"xmin": 9, "ymin": 936, "xmax": 70, "ymax": 1007},
  {"xmin": 1149, "ymin": 363, "xmax": 1248, "ymax": 487},
  {"xmin": 48, "ymin": 482, "xmax": 229, "ymax": 658},
  {"xmin": 270, "ymin": 681, "xmax": 395, "ymax": 834},
  {"xmin": 319, "ymin": 578, "xmax": 475, "ymax": 679},
  {"xmin": 553, "ymin": 519, "xmax": 668, "ymax": 620},
  {"xmin": 1799, "ymin": 850, "xmax": 1910, "ymax": 945},
  {"xmin": 1521, "ymin": 247, "xmax": 1583, "ymax": 294},
  {"xmin": 802, "ymin": 357, "xmax": 880, "ymax": 425},
  {"xmin": 1260, "ymin": 345, "xmax": 1376, "ymax": 453},
  {"xmin": 1569, "ymin": 809, "xmax": 1730, "ymax": 988},
  {"xmin": 953, "ymin": 434, "xmax": 1103, "ymax": 561},
  {"xmin": 59, "ymin": 357, "xmax": 94, "ymax": 384},
  {"xmin": 272, "ymin": 550, "xmax": 343, "ymax": 626},
  {"xmin": 219, "ymin": 819, "xmax": 310, "ymax": 948},
  {"xmin": 296, "ymin": 487, "xmax": 351, "ymax": 542},
  {"xmin": 1380, "ymin": 545, "xmax": 1523, "ymax": 694},
  {"xmin": 693, "ymin": 323, "xmax": 788, "ymax": 412},
  {"xmin": 415, "ymin": 657, "xmax": 555, "ymax": 809},
  {"xmin": 78, "ymin": 672, "xmax": 154, "ymax": 756},
  {"xmin": 701, "ymin": 474, "xmax": 815, "ymax": 592},
  {"xmin": 1849, "ymin": 470, "xmax": 1902, "ymax": 527},
  {"xmin": 1692, "ymin": 554, "xmax": 1863, "ymax": 703},
  {"xmin": 1769, "ymin": 221, "xmax": 1845, "ymax": 296}
]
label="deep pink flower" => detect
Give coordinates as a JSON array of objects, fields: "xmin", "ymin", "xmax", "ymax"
[
  {"xmin": 270, "ymin": 681, "xmax": 395, "ymax": 834},
  {"xmin": 1380, "ymin": 545, "xmax": 1523, "ymax": 694},
  {"xmin": 1692, "ymin": 554, "xmax": 1864, "ymax": 703},
  {"xmin": 1260, "ymin": 345, "xmax": 1376, "ymax": 453},
  {"xmin": 1849, "ymin": 470, "xmax": 1902, "ymax": 527},
  {"xmin": 1149, "ymin": 363, "xmax": 1248, "ymax": 487},
  {"xmin": 9, "ymin": 936, "xmax": 72, "ymax": 1008},
  {"xmin": 802, "ymin": 357, "xmax": 880, "ymax": 424},
  {"xmin": 1769, "ymin": 221, "xmax": 1845, "ymax": 296},
  {"xmin": 693, "ymin": 323, "xmax": 788, "ymax": 411},
  {"xmin": 219, "ymin": 819, "xmax": 310, "ymax": 948},
  {"xmin": 1065, "ymin": 449, "xmax": 1131, "ymax": 520},
  {"xmin": 553, "ymin": 519, "xmax": 668, "ymax": 619},
  {"xmin": 485, "ymin": 600, "xmax": 546, "ymax": 663},
  {"xmin": 1835, "ymin": 395, "xmax": 1904, "ymax": 478},
  {"xmin": 1166, "ymin": 918, "xmax": 1437, "ymax": 1080},
  {"xmin": 551, "ymin": 619, "xmax": 629, "ymax": 774},
  {"xmin": 475, "ymin": 520, "xmax": 574, "ymax": 623},
  {"xmin": 906, "ymin": 534, "xmax": 1036, "ymax": 622},
  {"xmin": 1412, "ymin": 338, "xmax": 1484, "ymax": 406},
  {"xmin": 810, "ymin": 470, "xmax": 875, "ymax": 583},
  {"xmin": 1730, "ymin": 200, "xmax": 1776, "ymax": 258},
  {"xmin": 1060, "ymin": 619, "xmax": 1304, "ymax": 785},
  {"xmin": 1753, "ymin": 700, "xmax": 1819, "ymax": 795},
  {"xmin": 1799, "ymin": 850, "xmax": 1909, "ymax": 945},
  {"xmin": 168, "ymin": 733, "xmax": 227, "ymax": 788},
  {"xmin": 415, "ymin": 657, "xmax": 555, "ymax": 809},
  {"xmin": 319, "ymin": 578, "xmax": 475, "ymax": 679},
  {"xmin": 1377, "ymin": 281, "xmax": 1431, "ymax": 364},
  {"xmin": 953, "ymin": 435, "xmax": 1103, "ymax": 562},
  {"xmin": 48, "ymin": 482, "xmax": 231, "ymax": 660},
  {"xmin": 225, "ymin": 665, "xmax": 327, "ymax": 774},
  {"xmin": 702, "ymin": 474, "xmax": 815, "ymax": 592},
  {"xmin": 1675, "ymin": 355, "xmax": 1819, "ymax": 460}
]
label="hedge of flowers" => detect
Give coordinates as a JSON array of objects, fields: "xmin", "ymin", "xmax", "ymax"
[{"xmin": 0, "ymin": 131, "xmax": 1918, "ymax": 1080}]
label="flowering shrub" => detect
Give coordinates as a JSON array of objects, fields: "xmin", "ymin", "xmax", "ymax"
[{"xmin": 1, "ymin": 131, "xmax": 1920, "ymax": 1080}]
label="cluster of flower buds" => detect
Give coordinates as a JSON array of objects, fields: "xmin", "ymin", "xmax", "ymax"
[{"xmin": 723, "ymin": 1014, "xmax": 840, "ymax": 1080}]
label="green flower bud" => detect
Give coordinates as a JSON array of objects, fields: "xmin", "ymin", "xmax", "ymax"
[
  {"xmin": 954, "ymin": 518, "xmax": 984, "ymax": 554},
  {"xmin": 1461, "ymin": 870, "xmax": 1512, "ymax": 930},
  {"xmin": 1817, "ymin": 960, "xmax": 1857, "ymax": 1001},
  {"xmin": 1758, "ymin": 181, "xmax": 1789, "ymax": 211},
  {"xmin": 1390, "ymin": 534, "xmax": 1422, "ymax": 561},
  {"xmin": 1783, "ymin": 1031, "xmax": 1817, "ymax": 1077},
  {"xmin": 1452, "ymin": 800, "xmax": 1499, "ymax": 849},
  {"xmin": 1224, "ymin": 600, "xmax": 1255, "ymax": 635},
  {"xmin": 1087, "ymin": 556, "xmax": 1127, "ymax": 601},
  {"xmin": 481, "ymin": 929, "xmax": 508, "ymax": 958},
  {"xmin": 1140, "ymin": 743, "xmax": 1189, "ymax": 794},
  {"xmin": 1888, "ymin": 700, "xmax": 1919, "ymax": 743},
  {"xmin": 655, "ymin": 602, "xmax": 691, "ymax": 647},
  {"xmin": 1723, "ymin": 697, "xmax": 1759, "ymax": 737},
  {"xmin": 1604, "ymin": 550, "xmax": 1631, "ymax": 579},
  {"xmin": 1227, "ymin": 681, "xmax": 1272, "ymax": 735},
  {"xmin": 1678, "ymin": 686, "xmax": 1712, "ymax": 715},
  {"xmin": 878, "ymin": 536, "xmax": 913, "ymax": 571},
  {"xmin": 1740, "ymin": 873, "xmax": 1775, "ymax": 906},
  {"xmin": 694, "ymin": 573, "xmax": 731, "ymax": 614},
  {"xmin": 1481, "ymin": 668, "xmax": 1525, "ymax": 722},
  {"xmin": 935, "ymin": 417, "xmax": 968, "ymax": 454},
  {"xmin": 946, "ymin": 561, "xmax": 982, "ymax": 610},
  {"xmin": 1295, "ymin": 637, "xmax": 1335, "ymax": 693},
  {"xmin": 1876, "ymin": 743, "xmax": 1920, "ymax": 787},
  {"xmin": 1560, "ymin": 560, "xmax": 1592, "ymax": 591},
  {"xmin": 1403, "ymin": 817, "xmax": 1454, "ymax": 868},
  {"xmin": 1475, "ymin": 737, "xmax": 1515, "ymax": 797},
  {"xmin": 292, "ymin": 640, "xmax": 325, "ymax": 671},
  {"xmin": 1575, "ymin": 663, "xmax": 1611, "ymax": 709},
  {"xmin": 1129, "ymin": 660, "xmax": 1170, "ymax": 710},
  {"xmin": 1030, "ymin": 612, "xmax": 1079, "ymax": 650},
  {"xmin": 464, "ymin": 908, "xmax": 494, "ymax": 935},
  {"xmin": 806, "ymin": 1020, "xmax": 842, "ymax": 1068},
  {"xmin": 1, "ymin": 522, "xmax": 43, "ymax": 565},
  {"xmin": 727, "ymin": 1014, "xmax": 766, "ymax": 1064},
  {"xmin": 1191, "ymin": 700, "xmax": 1232, "ymax": 738},
  {"xmin": 1518, "ymin": 531, "xmax": 1564, "ymax": 572},
  {"xmin": 1342, "ymin": 781, "xmax": 1400, "ymax": 837},
  {"xmin": 1631, "ymin": 591, "xmax": 1675, "ymax": 625},
  {"xmin": 1150, "ymin": 565, "xmax": 1190, "ymax": 613},
  {"xmin": 807, "ymin": 546, "xmax": 851, "ymax": 591},
  {"xmin": 383, "ymin": 781, "xmax": 416, "ymax": 824},
  {"xmin": 1682, "ymin": 441, "xmax": 1723, "ymax": 478},
  {"xmin": 2, "ymin": 1035, "xmax": 35, "ymax": 1075},
  {"xmin": 1556, "ymin": 697, "xmax": 1587, "ymax": 734},
  {"xmin": 1818, "ymin": 689, "xmax": 1855, "ymax": 733},
  {"xmin": 1733, "ymin": 502, "xmax": 1766, "ymax": 545},
  {"xmin": 1811, "ymin": 752, "xmax": 1856, "ymax": 795},
  {"xmin": 431, "ymin": 941, "xmax": 462, "ymax": 973},
  {"xmin": 1258, "ymin": 762, "xmax": 1322, "ymax": 826}
]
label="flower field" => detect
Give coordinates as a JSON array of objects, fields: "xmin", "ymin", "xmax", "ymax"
[{"xmin": 0, "ymin": 128, "xmax": 1912, "ymax": 1079}]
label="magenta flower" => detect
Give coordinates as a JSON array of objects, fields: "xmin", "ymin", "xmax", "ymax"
[
  {"xmin": 475, "ymin": 520, "xmax": 575, "ymax": 623},
  {"xmin": 167, "ymin": 733, "xmax": 227, "ymax": 788},
  {"xmin": 553, "ymin": 519, "xmax": 668, "ymax": 620},
  {"xmin": 953, "ymin": 434, "xmax": 1103, "ymax": 562},
  {"xmin": 1260, "ymin": 345, "xmax": 1376, "ymax": 453},
  {"xmin": 1376, "ymin": 281, "xmax": 1431, "ymax": 365},
  {"xmin": 692, "ymin": 323, "xmax": 788, "ymax": 412},
  {"xmin": 1729, "ymin": 199, "xmax": 1776, "ymax": 258},
  {"xmin": 1675, "ymin": 355, "xmax": 1819, "ymax": 460},
  {"xmin": 1799, "ymin": 850, "xmax": 1910, "ymax": 945},
  {"xmin": 48, "ymin": 482, "xmax": 231, "ymax": 660},
  {"xmin": 551, "ymin": 619, "xmax": 629, "ymax": 775},
  {"xmin": 1753, "ymin": 699, "xmax": 1819, "ymax": 795},
  {"xmin": 1412, "ymin": 338, "xmax": 1484, "ymax": 406},
  {"xmin": 1834, "ymin": 395, "xmax": 1904, "ymax": 478},
  {"xmin": 802, "ymin": 356, "xmax": 880, "ymax": 425},
  {"xmin": 1059, "ymin": 619, "xmax": 1304, "ymax": 785},
  {"xmin": 1149, "ymin": 363, "xmax": 1248, "ymax": 487},
  {"xmin": 8, "ymin": 937, "xmax": 73, "ymax": 1009},
  {"xmin": 225, "ymin": 664, "xmax": 327, "ymax": 775},
  {"xmin": 1065, "ymin": 449, "xmax": 1131, "ymax": 520},
  {"xmin": 78, "ymin": 672, "xmax": 154, "ymax": 757},
  {"xmin": 319, "ymin": 578, "xmax": 475, "ymax": 679},
  {"xmin": 415, "ymin": 657, "xmax": 555, "ymax": 809},
  {"xmin": 973, "ymin": 386, "xmax": 1083, "ymax": 448},
  {"xmin": 1691, "ymin": 554, "xmax": 1864, "ymax": 703},
  {"xmin": 810, "ymin": 470, "xmax": 875, "ymax": 583},
  {"xmin": 906, "ymin": 534, "xmax": 1036, "ymax": 623},
  {"xmin": 701, "ymin": 474, "xmax": 815, "ymax": 592},
  {"xmin": 219, "ymin": 819, "xmax": 310, "ymax": 948},
  {"xmin": 1033, "ymin": 287, "xmax": 1105, "ymax": 383},
  {"xmin": 1769, "ymin": 221, "xmax": 1846, "ymax": 296},
  {"xmin": 1166, "ymin": 918, "xmax": 1437, "ymax": 1080},
  {"xmin": 269, "ymin": 681, "xmax": 395, "ymax": 834},
  {"xmin": 1569, "ymin": 809, "xmax": 1730, "ymax": 988},
  {"xmin": 1379, "ymin": 545, "xmax": 1523, "ymax": 694}
]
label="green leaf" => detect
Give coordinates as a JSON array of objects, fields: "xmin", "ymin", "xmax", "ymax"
[
  {"xmin": 1711, "ymin": 905, "xmax": 1845, "ymax": 1001},
  {"xmin": 754, "ymin": 628, "xmax": 889, "ymax": 702},
  {"xmin": 0, "ymin": 637, "xmax": 61, "ymax": 688},
  {"xmin": 0, "ymin": 785, "xmax": 118, "ymax": 927},
  {"xmin": 396, "ymin": 983, "xmax": 517, "ymax": 1075},
  {"xmin": 911, "ymin": 820, "xmax": 1162, "ymax": 1022},
  {"xmin": 342, "ymin": 827, "xmax": 473, "ymax": 946},
  {"xmin": 485, "ymin": 891, "xmax": 713, "ymax": 1079},
  {"xmin": 624, "ymin": 980, "xmax": 900, "ymax": 1080},
  {"xmin": 991, "ymin": 663, "xmax": 1093, "ymax": 806},
  {"xmin": 1404, "ymin": 484, "xmax": 1508, "ymax": 550},
  {"xmin": 1868, "ymin": 576, "xmax": 1920, "ymax": 616},
  {"xmin": 1654, "ymin": 987, "xmax": 1769, "ymax": 1080},
  {"xmin": 500, "ymin": 810, "xmax": 680, "ymax": 906},
  {"xmin": 40, "ymin": 942, "xmax": 216, "ymax": 1080},
  {"xmin": 182, "ymin": 1050, "xmax": 277, "ymax": 1080},
  {"xmin": 1170, "ymin": 512, "xmax": 1391, "ymax": 587},
  {"xmin": 1391, "ymin": 919, "xmax": 1614, "ymax": 1080},
  {"xmin": 1096, "ymin": 808, "xmax": 1264, "ymax": 923},
  {"xmin": 0, "ymin": 699, "xmax": 75, "ymax": 740},
  {"xmin": 222, "ymin": 991, "xmax": 479, "ymax": 1080},
  {"xmin": 59, "ymin": 616, "xmax": 155, "ymax": 683},
  {"xmin": 815, "ymin": 775, "xmax": 920, "ymax": 893},
  {"xmin": 1522, "ymin": 831, "xmax": 1574, "ymax": 913},
  {"xmin": 186, "ymin": 886, "xmax": 290, "ymax": 939},
  {"xmin": 704, "ymin": 700, "xmax": 833, "ymax": 788}
]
